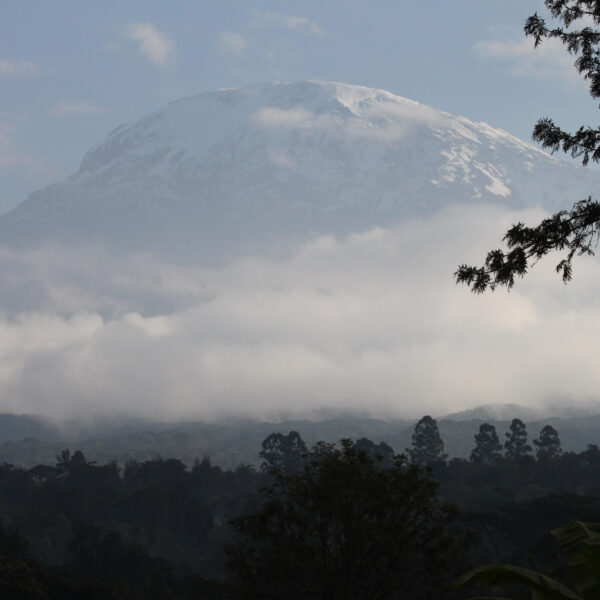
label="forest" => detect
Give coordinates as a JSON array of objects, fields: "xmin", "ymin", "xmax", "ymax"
[{"xmin": 1, "ymin": 416, "xmax": 600, "ymax": 598}]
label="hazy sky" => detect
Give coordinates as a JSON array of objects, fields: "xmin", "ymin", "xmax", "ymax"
[{"xmin": 1, "ymin": 0, "xmax": 599, "ymax": 213}]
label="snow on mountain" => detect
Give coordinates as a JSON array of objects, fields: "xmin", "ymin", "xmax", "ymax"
[{"xmin": 2, "ymin": 81, "xmax": 599, "ymax": 254}]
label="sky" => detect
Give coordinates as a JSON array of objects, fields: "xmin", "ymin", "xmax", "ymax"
[
  {"xmin": 2, "ymin": 0, "xmax": 599, "ymax": 214},
  {"xmin": 2, "ymin": 1, "xmax": 600, "ymax": 423}
]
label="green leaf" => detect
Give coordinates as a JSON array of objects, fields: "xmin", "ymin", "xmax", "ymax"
[
  {"xmin": 452, "ymin": 563, "xmax": 582, "ymax": 600},
  {"xmin": 552, "ymin": 521, "xmax": 600, "ymax": 597},
  {"xmin": 581, "ymin": 540, "xmax": 600, "ymax": 578}
]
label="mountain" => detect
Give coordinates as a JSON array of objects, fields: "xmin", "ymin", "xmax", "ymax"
[
  {"xmin": 0, "ymin": 414, "xmax": 62, "ymax": 444},
  {"xmin": 441, "ymin": 403, "xmax": 548, "ymax": 422},
  {"xmin": 2, "ymin": 81, "xmax": 599, "ymax": 255}
]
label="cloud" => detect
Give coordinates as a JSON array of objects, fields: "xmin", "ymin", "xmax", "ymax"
[
  {"xmin": 218, "ymin": 32, "xmax": 247, "ymax": 57},
  {"xmin": 51, "ymin": 102, "xmax": 106, "ymax": 117},
  {"xmin": 0, "ymin": 60, "xmax": 40, "ymax": 75},
  {"xmin": 126, "ymin": 22, "xmax": 174, "ymax": 67},
  {"xmin": 252, "ymin": 11, "xmax": 324, "ymax": 37},
  {"xmin": 474, "ymin": 37, "xmax": 582, "ymax": 86},
  {"xmin": 252, "ymin": 106, "xmax": 313, "ymax": 128},
  {"xmin": 1, "ymin": 205, "xmax": 600, "ymax": 422},
  {"xmin": 251, "ymin": 99, "xmax": 443, "ymax": 141}
]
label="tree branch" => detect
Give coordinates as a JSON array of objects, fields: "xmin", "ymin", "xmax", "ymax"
[{"xmin": 455, "ymin": 198, "xmax": 600, "ymax": 292}]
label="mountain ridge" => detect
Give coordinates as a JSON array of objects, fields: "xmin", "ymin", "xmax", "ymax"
[{"xmin": 3, "ymin": 80, "xmax": 599, "ymax": 256}]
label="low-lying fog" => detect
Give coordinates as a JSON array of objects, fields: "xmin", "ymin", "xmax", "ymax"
[{"xmin": 0, "ymin": 203, "xmax": 598, "ymax": 422}]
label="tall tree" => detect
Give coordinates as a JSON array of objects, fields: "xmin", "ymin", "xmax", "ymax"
[
  {"xmin": 470, "ymin": 423, "xmax": 503, "ymax": 466},
  {"xmin": 353, "ymin": 437, "xmax": 395, "ymax": 469},
  {"xmin": 407, "ymin": 415, "xmax": 447, "ymax": 465},
  {"xmin": 455, "ymin": 1, "xmax": 600, "ymax": 292},
  {"xmin": 227, "ymin": 440, "xmax": 469, "ymax": 600},
  {"xmin": 533, "ymin": 424, "xmax": 563, "ymax": 461},
  {"xmin": 259, "ymin": 431, "xmax": 308, "ymax": 475},
  {"xmin": 504, "ymin": 418, "xmax": 533, "ymax": 460}
]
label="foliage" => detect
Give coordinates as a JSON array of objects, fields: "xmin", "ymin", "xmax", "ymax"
[
  {"xmin": 504, "ymin": 419, "xmax": 533, "ymax": 460},
  {"xmin": 454, "ymin": 520, "xmax": 600, "ymax": 600},
  {"xmin": 454, "ymin": 561, "xmax": 581, "ymax": 600},
  {"xmin": 0, "ymin": 556, "xmax": 48, "ymax": 600},
  {"xmin": 455, "ymin": 1, "xmax": 600, "ymax": 291},
  {"xmin": 1, "ymin": 426, "xmax": 600, "ymax": 596},
  {"xmin": 535, "ymin": 425, "xmax": 563, "ymax": 461},
  {"xmin": 407, "ymin": 415, "xmax": 448, "ymax": 465},
  {"xmin": 226, "ymin": 439, "xmax": 469, "ymax": 600},
  {"xmin": 353, "ymin": 437, "xmax": 395, "ymax": 469},
  {"xmin": 259, "ymin": 431, "xmax": 308, "ymax": 475},
  {"xmin": 470, "ymin": 423, "xmax": 503, "ymax": 466}
]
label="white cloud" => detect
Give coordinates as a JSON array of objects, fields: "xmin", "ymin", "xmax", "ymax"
[
  {"xmin": 0, "ymin": 60, "xmax": 40, "ymax": 75},
  {"xmin": 1, "ymin": 205, "xmax": 600, "ymax": 421},
  {"xmin": 474, "ymin": 37, "xmax": 582, "ymax": 86},
  {"xmin": 51, "ymin": 101, "xmax": 106, "ymax": 117},
  {"xmin": 252, "ymin": 106, "xmax": 313, "ymax": 128},
  {"xmin": 126, "ymin": 22, "xmax": 174, "ymax": 67},
  {"xmin": 252, "ymin": 11, "xmax": 324, "ymax": 37},
  {"xmin": 251, "ymin": 100, "xmax": 443, "ymax": 142},
  {"xmin": 218, "ymin": 31, "xmax": 247, "ymax": 57}
]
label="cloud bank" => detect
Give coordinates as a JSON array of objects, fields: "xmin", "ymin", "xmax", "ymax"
[{"xmin": 0, "ymin": 205, "xmax": 599, "ymax": 422}]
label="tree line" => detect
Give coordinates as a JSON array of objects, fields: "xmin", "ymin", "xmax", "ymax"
[
  {"xmin": 0, "ymin": 421, "xmax": 600, "ymax": 597},
  {"xmin": 408, "ymin": 415, "xmax": 563, "ymax": 465}
]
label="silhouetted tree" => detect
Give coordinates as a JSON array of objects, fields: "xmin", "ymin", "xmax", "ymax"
[
  {"xmin": 353, "ymin": 437, "xmax": 395, "ymax": 469},
  {"xmin": 504, "ymin": 418, "xmax": 533, "ymax": 460},
  {"xmin": 455, "ymin": 1, "xmax": 600, "ymax": 291},
  {"xmin": 55, "ymin": 449, "xmax": 96, "ymax": 477},
  {"xmin": 68, "ymin": 524, "xmax": 175, "ymax": 593},
  {"xmin": 259, "ymin": 431, "xmax": 308, "ymax": 475},
  {"xmin": 470, "ymin": 423, "xmax": 503, "ymax": 466},
  {"xmin": 28, "ymin": 464, "xmax": 58, "ymax": 483},
  {"xmin": 580, "ymin": 443, "xmax": 600, "ymax": 469},
  {"xmin": 407, "ymin": 415, "xmax": 447, "ymax": 466},
  {"xmin": 191, "ymin": 455, "xmax": 224, "ymax": 491},
  {"xmin": 227, "ymin": 439, "xmax": 469, "ymax": 600},
  {"xmin": 0, "ymin": 518, "xmax": 30, "ymax": 561},
  {"xmin": 533, "ymin": 424, "xmax": 563, "ymax": 461}
]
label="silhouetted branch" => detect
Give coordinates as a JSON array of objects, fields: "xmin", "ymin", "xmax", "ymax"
[{"xmin": 455, "ymin": 198, "xmax": 600, "ymax": 292}]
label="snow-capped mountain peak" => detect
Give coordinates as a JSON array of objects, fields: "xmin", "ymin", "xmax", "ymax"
[{"xmin": 3, "ymin": 81, "xmax": 598, "ymax": 254}]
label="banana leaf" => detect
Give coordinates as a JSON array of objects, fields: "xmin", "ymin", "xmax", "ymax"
[
  {"xmin": 452, "ymin": 563, "xmax": 582, "ymax": 600},
  {"xmin": 551, "ymin": 521, "xmax": 600, "ymax": 599}
]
